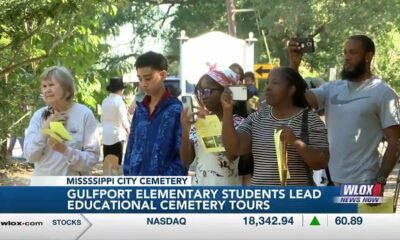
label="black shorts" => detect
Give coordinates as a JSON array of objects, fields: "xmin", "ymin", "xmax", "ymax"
[{"xmin": 103, "ymin": 141, "xmax": 123, "ymax": 165}]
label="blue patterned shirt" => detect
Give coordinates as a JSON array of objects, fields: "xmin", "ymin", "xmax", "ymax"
[{"xmin": 123, "ymin": 94, "xmax": 185, "ymax": 176}]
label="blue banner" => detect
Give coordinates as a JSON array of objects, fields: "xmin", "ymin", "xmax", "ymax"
[{"xmin": 0, "ymin": 186, "xmax": 357, "ymax": 213}]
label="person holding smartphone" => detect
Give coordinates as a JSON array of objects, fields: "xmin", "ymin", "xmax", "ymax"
[
  {"xmin": 180, "ymin": 68, "xmax": 247, "ymax": 185},
  {"xmin": 221, "ymin": 67, "xmax": 329, "ymax": 186},
  {"xmin": 288, "ymin": 35, "xmax": 400, "ymax": 187}
]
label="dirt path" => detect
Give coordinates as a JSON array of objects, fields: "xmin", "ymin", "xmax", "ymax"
[
  {"xmin": 0, "ymin": 160, "xmax": 32, "ymax": 186},
  {"xmin": 0, "ymin": 159, "xmax": 103, "ymax": 186}
]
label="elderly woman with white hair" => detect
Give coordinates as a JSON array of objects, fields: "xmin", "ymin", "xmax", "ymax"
[{"xmin": 24, "ymin": 66, "xmax": 100, "ymax": 176}]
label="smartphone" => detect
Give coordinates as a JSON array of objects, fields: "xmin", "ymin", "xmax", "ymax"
[
  {"xmin": 295, "ymin": 37, "xmax": 315, "ymax": 53},
  {"xmin": 181, "ymin": 96, "xmax": 195, "ymax": 122},
  {"xmin": 229, "ymin": 86, "xmax": 248, "ymax": 101}
]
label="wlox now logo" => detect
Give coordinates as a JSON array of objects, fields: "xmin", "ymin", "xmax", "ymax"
[{"xmin": 335, "ymin": 184, "xmax": 383, "ymax": 204}]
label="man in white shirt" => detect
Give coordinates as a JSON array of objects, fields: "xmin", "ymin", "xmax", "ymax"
[
  {"xmin": 288, "ymin": 35, "xmax": 400, "ymax": 188},
  {"xmin": 101, "ymin": 77, "xmax": 130, "ymax": 165}
]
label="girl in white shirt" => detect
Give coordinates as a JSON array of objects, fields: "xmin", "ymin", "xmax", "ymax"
[{"xmin": 180, "ymin": 68, "xmax": 245, "ymax": 186}]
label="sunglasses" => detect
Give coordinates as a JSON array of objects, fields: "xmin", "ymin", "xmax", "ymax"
[{"xmin": 196, "ymin": 88, "xmax": 221, "ymax": 99}]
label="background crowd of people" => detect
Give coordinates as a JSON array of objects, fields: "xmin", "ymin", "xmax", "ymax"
[{"xmin": 22, "ymin": 35, "xmax": 400, "ymax": 192}]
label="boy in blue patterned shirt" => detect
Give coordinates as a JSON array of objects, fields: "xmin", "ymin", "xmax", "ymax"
[{"xmin": 123, "ymin": 51, "xmax": 185, "ymax": 176}]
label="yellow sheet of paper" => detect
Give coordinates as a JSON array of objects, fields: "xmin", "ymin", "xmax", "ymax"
[
  {"xmin": 274, "ymin": 129, "xmax": 290, "ymax": 184},
  {"xmin": 40, "ymin": 128, "xmax": 64, "ymax": 142},
  {"xmin": 194, "ymin": 115, "xmax": 225, "ymax": 153},
  {"xmin": 358, "ymin": 196, "xmax": 395, "ymax": 213},
  {"xmin": 251, "ymin": 96, "xmax": 259, "ymax": 102},
  {"xmin": 41, "ymin": 121, "xmax": 72, "ymax": 142},
  {"xmin": 248, "ymin": 96, "xmax": 260, "ymax": 110},
  {"xmin": 49, "ymin": 122, "xmax": 72, "ymax": 141}
]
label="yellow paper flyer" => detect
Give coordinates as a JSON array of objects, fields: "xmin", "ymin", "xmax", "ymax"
[
  {"xmin": 49, "ymin": 121, "xmax": 72, "ymax": 141},
  {"xmin": 274, "ymin": 129, "xmax": 290, "ymax": 185},
  {"xmin": 40, "ymin": 121, "xmax": 72, "ymax": 142},
  {"xmin": 248, "ymin": 96, "xmax": 259, "ymax": 110},
  {"xmin": 40, "ymin": 128, "xmax": 64, "ymax": 142},
  {"xmin": 358, "ymin": 196, "xmax": 395, "ymax": 213},
  {"xmin": 194, "ymin": 115, "xmax": 224, "ymax": 153}
]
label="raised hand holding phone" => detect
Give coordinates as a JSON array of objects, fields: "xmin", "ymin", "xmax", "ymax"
[
  {"xmin": 228, "ymin": 86, "xmax": 248, "ymax": 101},
  {"xmin": 294, "ymin": 37, "xmax": 315, "ymax": 53},
  {"xmin": 181, "ymin": 96, "xmax": 195, "ymax": 122}
]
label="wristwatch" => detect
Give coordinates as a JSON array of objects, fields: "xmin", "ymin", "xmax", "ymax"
[{"xmin": 376, "ymin": 176, "xmax": 387, "ymax": 186}]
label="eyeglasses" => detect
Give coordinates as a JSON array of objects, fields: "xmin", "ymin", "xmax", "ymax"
[{"xmin": 196, "ymin": 88, "xmax": 221, "ymax": 98}]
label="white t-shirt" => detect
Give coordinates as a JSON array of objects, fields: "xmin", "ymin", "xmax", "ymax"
[
  {"xmin": 311, "ymin": 76, "xmax": 400, "ymax": 183},
  {"xmin": 101, "ymin": 93, "xmax": 130, "ymax": 145},
  {"xmin": 24, "ymin": 103, "xmax": 100, "ymax": 176},
  {"xmin": 190, "ymin": 115, "xmax": 244, "ymax": 186}
]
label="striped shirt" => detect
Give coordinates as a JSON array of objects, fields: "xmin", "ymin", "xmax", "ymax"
[{"xmin": 237, "ymin": 106, "xmax": 328, "ymax": 186}]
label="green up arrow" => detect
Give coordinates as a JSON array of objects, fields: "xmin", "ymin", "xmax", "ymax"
[{"xmin": 310, "ymin": 216, "xmax": 321, "ymax": 226}]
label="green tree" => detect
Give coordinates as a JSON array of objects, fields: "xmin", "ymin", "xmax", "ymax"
[
  {"xmin": 164, "ymin": 0, "xmax": 400, "ymax": 88},
  {"xmin": 0, "ymin": 0, "xmax": 162, "ymax": 163}
]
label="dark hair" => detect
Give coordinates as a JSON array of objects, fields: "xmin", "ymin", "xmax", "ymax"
[
  {"xmin": 233, "ymin": 101, "xmax": 248, "ymax": 118},
  {"xmin": 229, "ymin": 63, "xmax": 244, "ymax": 81},
  {"xmin": 348, "ymin": 35, "xmax": 375, "ymax": 55},
  {"xmin": 135, "ymin": 51, "xmax": 168, "ymax": 71},
  {"xmin": 244, "ymin": 71, "xmax": 255, "ymax": 81},
  {"xmin": 41, "ymin": 106, "xmax": 54, "ymax": 120},
  {"xmin": 165, "ymin": 84, "xmax": 181, "ymax": 97},
  {"xmin": 273, "ymin": 67, "xmax": 309, "ymax": 109}
]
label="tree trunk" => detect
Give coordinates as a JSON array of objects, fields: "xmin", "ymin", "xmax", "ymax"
[{"xmin": 0, "ymin": 139, "xmax": 8, "ymax": 168}]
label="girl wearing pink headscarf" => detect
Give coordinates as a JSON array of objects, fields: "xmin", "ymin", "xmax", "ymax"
[{"xmin": 180, "ymin": 69, "xmax": 246, "ymax": 185}]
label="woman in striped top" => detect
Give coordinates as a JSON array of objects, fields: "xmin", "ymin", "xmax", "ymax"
[{"xmin": 221, "ymin": 67, "xmax": 329, "ymax": 186}]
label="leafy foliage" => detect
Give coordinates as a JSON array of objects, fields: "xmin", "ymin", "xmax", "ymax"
[
  {"xmin": 165, "ymin": 0, "xmax": 400, "ymax": 86},
  {"xmin": 0, "ymin": 0, "xmax": 153, "ymax": 161},
  {"xmin": 1, "ymin": 0, "xmax": 399, "ymax": 162}
]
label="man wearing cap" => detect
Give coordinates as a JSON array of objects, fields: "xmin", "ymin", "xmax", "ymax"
[{"xmin": 101, "ymin": 77, "xmax": 130, "ymax": 165}]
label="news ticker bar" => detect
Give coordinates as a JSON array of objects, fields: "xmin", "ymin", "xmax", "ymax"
[
  {"xmin": 0, "ymin": 214, "xmax": 399, "ymax": 240},
  {"xmin": 0, "ymin": 186, "xmax": 357, "ymax": 213}
]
